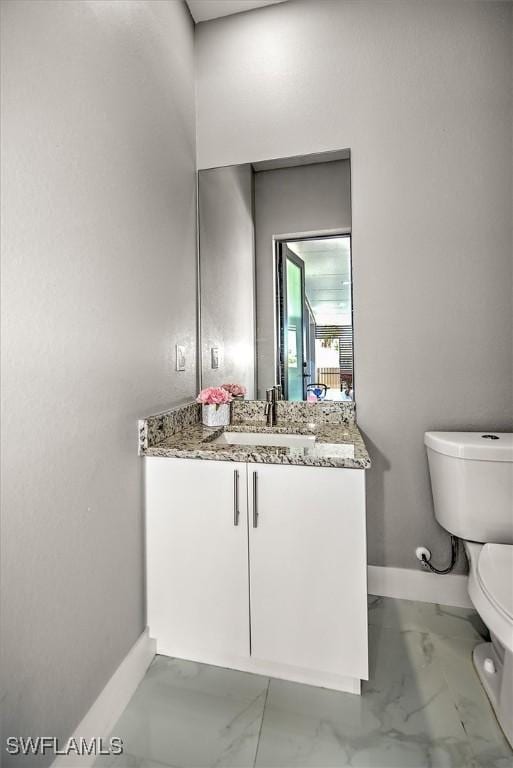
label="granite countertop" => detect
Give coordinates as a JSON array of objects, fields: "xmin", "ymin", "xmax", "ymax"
[{"xmin": 139, "ymin": 401, "xmax": 371, "ymax": 470}]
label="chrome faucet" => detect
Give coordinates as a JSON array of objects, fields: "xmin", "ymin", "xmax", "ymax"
[{"xmin": 265, "ymin": 387, "xmax": 279, "ymax": 427}]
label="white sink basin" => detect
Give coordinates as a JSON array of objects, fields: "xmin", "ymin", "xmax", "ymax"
[{"xmin": 213, "ymin": 431, "xmax": 316, "ymax": 449}]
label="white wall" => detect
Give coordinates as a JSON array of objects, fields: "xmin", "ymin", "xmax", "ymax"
[
  {"xmin": 196, "ymin": 0, "xmax": 513, "ymax": 571},
  {"xmin": 254, "ymin": 160, "xmax": 351, "ymax": 396},
  {"xmin": 199, "ymin": 165, "xmax": 256, "ymax": 397},
  {"xmin": 1, "ymin": 0, "xmax": 196, "ymax": 753}
]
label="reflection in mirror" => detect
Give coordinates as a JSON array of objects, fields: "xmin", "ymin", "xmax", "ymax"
[
  {"xmin": 276, "ymin": 235, "xmax": 353, "ymax": 402},
  {"xmin": 198, "ymin": 150, "xmax": 353, "ymax": 402},
  {"xmin": 198, "ymin": 164, "xmax": 256, "ymax": 398}
]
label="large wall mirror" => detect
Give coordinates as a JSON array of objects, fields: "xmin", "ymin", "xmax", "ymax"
[{"xmin": 198, "ymin": 149, "xmax": 353, "ymax": 402}]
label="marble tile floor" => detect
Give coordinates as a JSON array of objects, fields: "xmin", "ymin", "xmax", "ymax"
[{"xmin": 96, "ymin": 597, "xmax": 513, "ymax": 768}]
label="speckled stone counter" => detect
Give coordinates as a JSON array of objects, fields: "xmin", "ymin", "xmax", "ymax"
[
  {"xmin": 231, "ymin": 399, "xmax": 357, "ymax": 426},
  {"xmin": 139, "ymin": 401, "xmax": 370, "ymax": 470}
]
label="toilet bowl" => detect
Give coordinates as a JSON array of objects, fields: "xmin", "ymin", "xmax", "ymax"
[
  {"xmin": 467, "ymin": 542, "xmax": 513, "ymax": 652},
  {"xmin": 466, "ymin": 540, "xmax": 513, "ymax": 747},
  {"xmin": 424, "ymin": 431, "xmax": 513, "ymax": 749}
]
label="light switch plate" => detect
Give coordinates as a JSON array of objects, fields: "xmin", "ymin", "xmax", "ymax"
[
  {"xmin": 211, "ymin": 346, "xmax": 219, "ymax": 369},
  {"xmin": 176, "ymin": 345, "xmax": 186, "ymax": 372}
]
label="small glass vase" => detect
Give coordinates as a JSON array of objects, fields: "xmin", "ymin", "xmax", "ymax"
[{"xmin": 202, "ymin": 403, "xmax": 230, "ymax": 427}]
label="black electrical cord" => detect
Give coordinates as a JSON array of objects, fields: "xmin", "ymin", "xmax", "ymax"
[{"xmin": 421, "ymin": 535, "xmax": 459, "ymax": 574}]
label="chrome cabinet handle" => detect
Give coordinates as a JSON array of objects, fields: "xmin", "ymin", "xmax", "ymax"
[
  {"xmin": 252, "ymin": 471, "xmax": 258, "ymax": 528},
  {"xmin": 233, "ymin": 469, "xmax": 240, "ymax": 525},
  {"xmin": 233, "ymin": 469, "xmax": 240, "ymax": 526}
]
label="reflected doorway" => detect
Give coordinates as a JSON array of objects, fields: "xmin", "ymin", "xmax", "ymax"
[{"xmin": 276, "ymin": 235, "xmax": 353, "ymax": 402}]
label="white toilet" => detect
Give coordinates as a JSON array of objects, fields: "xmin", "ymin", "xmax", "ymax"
[{"xmin": 425, "ymin": 431, "xmax": 513, "ymax": 748}]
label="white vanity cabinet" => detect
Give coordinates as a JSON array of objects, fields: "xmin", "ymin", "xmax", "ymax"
[
  {"xmin": 145, "ymin": 457, "xmax": 368, "ymax": 693},
  {"xmin": 248, "ymin": 463, "xmax": 368, "ymax": 683},
  {"xmin": 145, "ymin": 458, "xmax": 250, "ymax": 664}
]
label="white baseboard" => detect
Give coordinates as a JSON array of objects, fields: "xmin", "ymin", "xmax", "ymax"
[
  {"xmin": 367, "ymin": 565, "xmax": 473, "ymax": 608},
  {"xmin": 52, "ymin": 628, "xmax": 156, "ymax": 767}
]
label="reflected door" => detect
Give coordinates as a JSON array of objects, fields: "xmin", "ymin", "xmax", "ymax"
[{"xmin": 279, "ymin": 245, "xmax": 306, "ymax": 400}]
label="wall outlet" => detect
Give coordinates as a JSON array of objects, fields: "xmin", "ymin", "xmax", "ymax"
[
  {"xmin": 211, "ymin": 346, "xmax": 219, "ymax": 369},
  {"xmin": 415, "ymin": 546, "xmax": 431, "ymax": 565},
  {"xmin": 176, "ymin": 345, "xmax": 186, "ymax": 372}
]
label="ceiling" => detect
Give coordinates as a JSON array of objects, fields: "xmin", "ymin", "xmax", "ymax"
[
  {"xmin": 186, "ymin": 0, "xmax": 289, "ymax": 24},
  {"xmin": 288, "ymin": 237, "xmax": 352, "ymax": 327}
]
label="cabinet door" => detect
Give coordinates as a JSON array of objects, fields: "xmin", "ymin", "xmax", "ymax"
[
  {"xmin": 146, "ymin": 457, "xmax": 250, "ymax": 663},
  {"xmin": 248, "ymin": 464, "xmax": 368, "ymax": 679}
]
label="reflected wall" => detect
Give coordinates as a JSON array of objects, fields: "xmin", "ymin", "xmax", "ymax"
[
  {"xmin": 198, "ymin": 153, "xmax": 352, "ymax": 401},
  {"xmin": 199, "ymin": 164, "xmax": 256, "ymax": 398}
]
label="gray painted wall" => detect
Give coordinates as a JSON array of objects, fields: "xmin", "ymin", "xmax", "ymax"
[
  {"xmin": 1, "ymin": 0, "xmax": 196, "ymax": 753},
  {"xmin": 196, "ymin": 0, "xmax": 513, "ymax": 572},
  {"xmin": 254, "ymin": 160, "xmax": 351, "ymax": 397},
  {"xmin": 199, "ymin": 165, "xmax": 256, "ymax": 397}
]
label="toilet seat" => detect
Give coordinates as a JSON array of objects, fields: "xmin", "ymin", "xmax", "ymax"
[{"xmin": 477, "ymin": 544, "xmax": 513, "ymax": 622}]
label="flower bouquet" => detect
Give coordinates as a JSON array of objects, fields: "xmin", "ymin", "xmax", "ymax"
[
  {"xmin": 221, "ymin": 383, "xmax": 247, "ymax": 400},
  {"xmin": 196, "ymin": 386, "xmax": 233, "ymax": 427}
]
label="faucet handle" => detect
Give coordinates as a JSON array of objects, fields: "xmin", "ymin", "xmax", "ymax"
[{"xmin": 266, "ymin": 388, "xmax": 274, "ymax": 402}]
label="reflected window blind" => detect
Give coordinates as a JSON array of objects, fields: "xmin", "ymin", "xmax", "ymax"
[{"xmin": 315, "ymin": 325, "xmax": 353, "ymax": 375}]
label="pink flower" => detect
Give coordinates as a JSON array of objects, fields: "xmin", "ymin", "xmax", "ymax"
[
  {"xmin": 196, "ymin": 386, "xmax": 232, "ymax": 405},
  {"xmin": 222, "ymin": 383, "xmax": 247, "ymax": 397}
]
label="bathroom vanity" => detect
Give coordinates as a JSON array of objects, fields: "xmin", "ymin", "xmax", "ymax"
[{"xmin": 140, "ymin": 400, "xmax": 371, "ymax": 694}]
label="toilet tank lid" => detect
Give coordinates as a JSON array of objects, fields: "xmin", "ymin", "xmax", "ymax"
[{"xmin": 424, "ymin": 432, "xmax": 513, "ymax": 462}]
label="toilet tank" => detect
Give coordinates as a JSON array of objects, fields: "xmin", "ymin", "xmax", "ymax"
[{"xmin": 425, "ymin": 432, "xmax": 513, "ymax": 544}]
